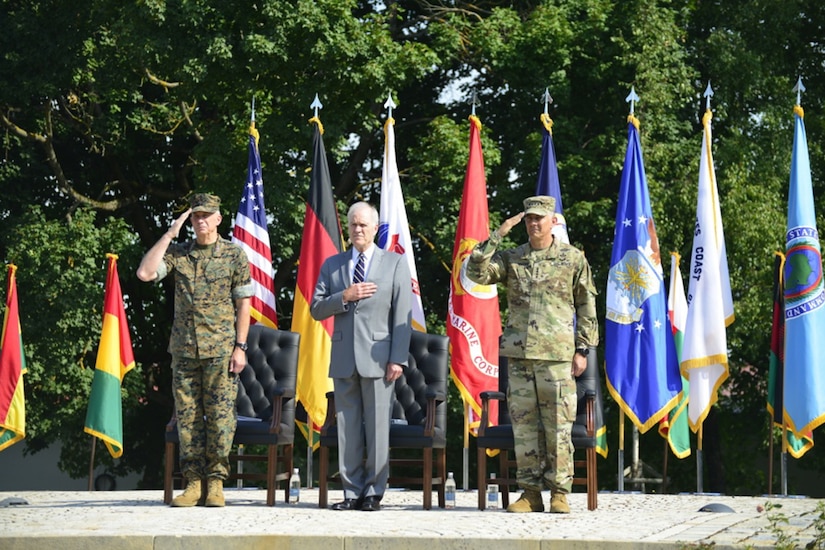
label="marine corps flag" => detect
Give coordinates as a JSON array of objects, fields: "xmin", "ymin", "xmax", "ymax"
[
  {"xmin": 0, "ymin": 264, "xmax": 26, "ymax": 452},
  {"xmin": 605, "ymin": 116, "xmax": 681, "ymax": 432},
  {"xmin": 292, "ymin": 115, "xmax": 343, "ymax": 443},
  {"xmin": 447, "ymin": 115, "xmax": 502, "ymax": 432},
  {"xmin": 782, "ymin": 100, "xmax": 825, "ymax": 441},
  {"xmin": 84, "ymin": 254, "xmax": 135, "ymax": 458}
]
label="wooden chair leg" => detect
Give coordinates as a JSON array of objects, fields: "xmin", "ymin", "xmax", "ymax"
[
  {"xmin": 587, "ymin": 447, "xmax": 597, "ymax": 511},
  {"xmin": 318, "ymin": 445, "xmax": 329, "ymax": 508},
  {"xmin": 266, "ymin": 444, "xmax": 277, "ymax": 507},
  {"xmin": 163, "ymin": 441, "xmax": 175, "ymax": 504},
  {"xmin": 423, "ymin": 448, "xmax": 433, "ymax": 510},
  {"xmin": 498, "ymin": 450, "xmax": 511, "ymax": 509},
  {"xmin": 477, "ymin": 446, "xmax": 488, "ymax": 510},
  {"xmin": 437, "ymin": 448, "xmax": 446, "ymax": 509}
]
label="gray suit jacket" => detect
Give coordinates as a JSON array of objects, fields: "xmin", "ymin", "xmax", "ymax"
[{"xmin": 310, "ymin": 247, "xmax": 413, "ymax": 378}]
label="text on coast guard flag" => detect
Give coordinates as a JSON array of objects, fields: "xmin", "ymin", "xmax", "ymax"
[
  {"xmin": 84, "ymin": 254, "xmax": 135, "ymax": 459},
  {"xmin": 378, "ymin": 116, "xmax": 426, "ymax": 332},
  {"xmin": 782, "ymin": 104, "xmax": 825, "ymax": 440},
  {"xmin": 535, "ymin": 113, "xmax": 569, "ymax": 243},
  {"xmin": 768, "ymin": 252, "xmax": 813, "ymax": 457},
  {"xmin": 658, "ymin": 253, "xmax": 691, "ymax": 458},
  {"xmin": 447, "ymin": 115, "xmax": 502, "ymax": 431},
  {"xmin": 292, "ymin": 117, "xmax": 342, "ymax": 446},
  {"xmin": 0, "ymin": 264, "xmax": 26, "ymax": 452},
  {"xmin": 232, "ymin": 123, "xmax": 278, "ymax": 328},
  {"xmin": 605, "ymin": 117, "xmax": 681, "ymax": 432},
  {"xmin": 680, "ymin": 109, "xmax": 734, "ymax": 431}
]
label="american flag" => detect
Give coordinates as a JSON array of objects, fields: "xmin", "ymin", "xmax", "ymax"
[{"xmin": 231, "ymin": 124, "xmax": 278, "ymax": 328}]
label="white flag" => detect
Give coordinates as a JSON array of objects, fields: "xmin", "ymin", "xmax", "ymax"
[
  {"xmin": 378, "ymin": 116, "xmax": 426, "ymax": 332},
  {"xmin": 681, "ymin": 110, "xmax": 734, "ymax": 431}
]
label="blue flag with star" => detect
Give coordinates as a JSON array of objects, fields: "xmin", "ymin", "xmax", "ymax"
[
  {"xmin": 605, "ymin": 118, "xmax": 681, "ymax": 432},
  {"xmin": 783, "ymin": 104, "xmax": 825, "ymax": 440}
]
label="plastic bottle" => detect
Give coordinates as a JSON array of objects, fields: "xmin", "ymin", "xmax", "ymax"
[
  {"xmin": 289, "ymin": 468, "xmax": 300, "ymax": 504},
  {"xmin": 444, "ymin": 472, "xmax": 456, "ymax": 509},
  {"xmin": 486, "ymin": 472, "xmax": 499, "ymax": 510}
]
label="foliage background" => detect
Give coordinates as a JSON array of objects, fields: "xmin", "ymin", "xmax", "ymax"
[{"xmin": 2, "ymin": 0, "xmax": 825, "ymax": 495}]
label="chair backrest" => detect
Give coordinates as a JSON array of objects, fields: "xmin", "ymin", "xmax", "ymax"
[
  {"xmin": 391, "ymin": 331, "xmax": 450, "ymax": 430},
  {"xmin": 236, "ymin": 324, "xmax": 299, "ymax": 436},
  {"xmin": 496, "ymin": 349, "xmax": 604, "ymax": 445}
]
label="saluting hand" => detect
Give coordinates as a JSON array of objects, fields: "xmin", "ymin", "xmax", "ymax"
[{"xmin": 495, "ymin": 212, "xmax": 525, "ymax": 239}]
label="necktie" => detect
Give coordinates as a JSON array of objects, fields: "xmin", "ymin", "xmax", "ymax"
[{"xmin": 353, "ymin": 252, "xmax": 366, "ymax": 284}]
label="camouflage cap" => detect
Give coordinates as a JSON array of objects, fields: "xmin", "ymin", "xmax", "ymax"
[
  {"xmin": 523, "ymin": 195, "xmax": 556, "ymax": 217},
  {"xmin": 189, "ymin": 193, "xmax": 221, "ymax": 213}
]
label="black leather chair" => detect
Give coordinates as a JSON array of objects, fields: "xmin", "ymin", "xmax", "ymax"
[
  {"xmin": 318, "ymin": 331, "xmax": 450, "ymax": 510},
  {"xmin": 163, "ymin": 325, "xmax": 299, "ymax": 506},
  {"xmin": 476, "ymin": 347, "xmax": 602, "ymax": 511}
]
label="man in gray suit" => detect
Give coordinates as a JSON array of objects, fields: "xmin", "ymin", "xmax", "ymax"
[{"xmin": 311, "ymin": 201, "xmax": 413, "ymax": 511}]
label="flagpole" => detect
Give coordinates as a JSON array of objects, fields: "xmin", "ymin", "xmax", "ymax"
[
  {"xmin": 767, "ymin": 414, "xmax": 775, "ymax": 495},
  {"xmin": 618, "ymin": 410, "xmax": 625, "ymax": 491},
  {"xmin": 463, "ymin": 402, "xmax": 470, "ymax": 492},
  {"xmin": 87, "ymin": 436, "xmax": 97, "ymax": 491},
  {"xmin": 662, "ymin": 439, "xmax": 670, "ymax": 493},
  {"xmin": 696, "ymin": 425, "xmax": 703, "ymax": 493},
  {"xmin": 781, "ymin": 421, "xmax": 788, "ymax": 495}
]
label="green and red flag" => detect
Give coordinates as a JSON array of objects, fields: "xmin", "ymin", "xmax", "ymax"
[
  {"xmin": 768, "ymin": 251, "xmax": 813, "ymax": 457},
  {"xmin": 0, "ymin": 264, "xmax": 26, "ymax": 452},
  {"xmin": 84, "ymin": 254, "xmax": 135, "ymax": 458}
]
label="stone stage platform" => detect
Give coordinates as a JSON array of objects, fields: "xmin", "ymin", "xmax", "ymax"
[{"xmin": 1, "ymin": 488, "xmax": 822, "ymax": 549}]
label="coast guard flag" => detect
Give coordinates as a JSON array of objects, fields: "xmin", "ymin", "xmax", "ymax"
[
  {"xmin": 447, "ymin": 115, "xmax": 502, "ymax": 432},
  {"xmin": 0, "ymin": 264, "xmax": 26, "ymax": 452},
  {"xmin": 680, "ymin": 109, "xmax": 734, "ymax": 431},
  {"xmin": 232, "ymin": 123, "xmax": 278, "ymax": 328},
  {"xmin": 84, "ymin": 254, "xmax": 135, "ymax": 458},
  {"xmin": 378, "ymin": 115, "xmax": 426, "ymax": 332},
  {"xmin": 658, "ymin": 253, "xmax": 691, "ymax": 458},
  {"xmin": 782, "ymin": 104, "xmax": 825, "ymax": 440},
  {"xmin": 768, "ymin": 252, "xmax": 813, "ymax": 457},
  {"xmin": 292, "ymin": 116, "xmax": 343, "ymax": 442},
  {"xmin": 605, "ymin": 116, "xmax": 681, "ymax": 432},
  {"xmin": 535, "ymin": 113, "xmax": 569, "ymax": 243}
]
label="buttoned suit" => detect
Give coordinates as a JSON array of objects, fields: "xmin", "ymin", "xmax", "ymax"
[{"xmin": 311, "ymin": 246, "xmax": 412, "ymax": 500}]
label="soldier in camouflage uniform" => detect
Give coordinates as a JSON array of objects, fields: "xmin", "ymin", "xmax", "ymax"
[
  {"xmin": 137, "ymin": 193, "xmax": 253, "ymax": 508},
  {"xmin": 467, "ymin": 195, "xmax": 598, "ymax": 514}
]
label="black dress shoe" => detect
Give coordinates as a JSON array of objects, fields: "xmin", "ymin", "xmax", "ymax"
[
  {"xmin": 361, "ymin": 495, "xmax": 381, "ymax": 512},
  {"xmin": 330, "ymin": 498, "xmax": 362, "ymax": 511}
]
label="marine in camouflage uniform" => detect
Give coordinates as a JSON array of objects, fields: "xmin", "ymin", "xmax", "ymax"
[
  {"xmin": 137, "ymin": 193, "xmax": 253, "ymax": 507},
  {"xmin": 467, "ymin": 195, "xmax": 598, "ymax": 513}
]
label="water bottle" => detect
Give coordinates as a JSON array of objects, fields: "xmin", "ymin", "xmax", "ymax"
[
  {"xmin": 486, "ymin": 472, "xmax": 499, "ymax": 510},
  {"xmin": 288, "ymin": 468, "xmax": 300, "ymax": 504},
  {"xmin": 444, "ymin": 471, "xmax": 456, "ymax": 509}
]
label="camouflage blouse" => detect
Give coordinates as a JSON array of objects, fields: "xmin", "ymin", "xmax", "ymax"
[
  {"xmin": 467, "ymin": 233, "xmax": 599, "ymax": 361},
  {"xmin": 156, "ymin": 238, "xmax": 253, "ymax": 359}
]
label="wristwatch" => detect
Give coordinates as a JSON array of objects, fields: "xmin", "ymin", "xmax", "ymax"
[
  {"xmin": 575, "ymin": 347, "xmax": 589, "ymax": 357},
  {"xmin": 235, "ymin": 341, "xmax": 248, "ymax": 352}
]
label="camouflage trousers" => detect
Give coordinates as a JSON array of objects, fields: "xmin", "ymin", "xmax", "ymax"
[
  {"xmin": 172, "ymin": 355, "xmax": 237, "ymax": 481},
  {"xmin": 507, "ymin": 358, "xmax": 577, "ymax": 494}
]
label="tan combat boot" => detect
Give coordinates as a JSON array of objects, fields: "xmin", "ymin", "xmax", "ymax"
[
  {"xmin": 170, "ymin": 477, "xmax": 203, "ymax": 507},
  {"xmin": 549, "ymin": 492, "xmax": 570, "ymax": 514},
  {"xmin": 205, "ymin": 477, "xmax": 225, "ymax": 507},
  {"xmin": 506, "ymin": 489, "xmax": 544, "ymax": 513}
]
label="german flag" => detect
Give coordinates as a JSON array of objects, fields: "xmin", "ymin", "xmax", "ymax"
[{"xmin": 292, "ymin": 116, "xmax": 343, "ymax": 446}]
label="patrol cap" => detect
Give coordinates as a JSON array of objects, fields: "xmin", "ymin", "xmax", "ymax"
[
  {"xmin": 523, "ymin": 195, "xmax": 556, "ymax": 217},
  {"xmin": 189, "ymin": 193, "xmax": 221, "ymax": 213}
]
